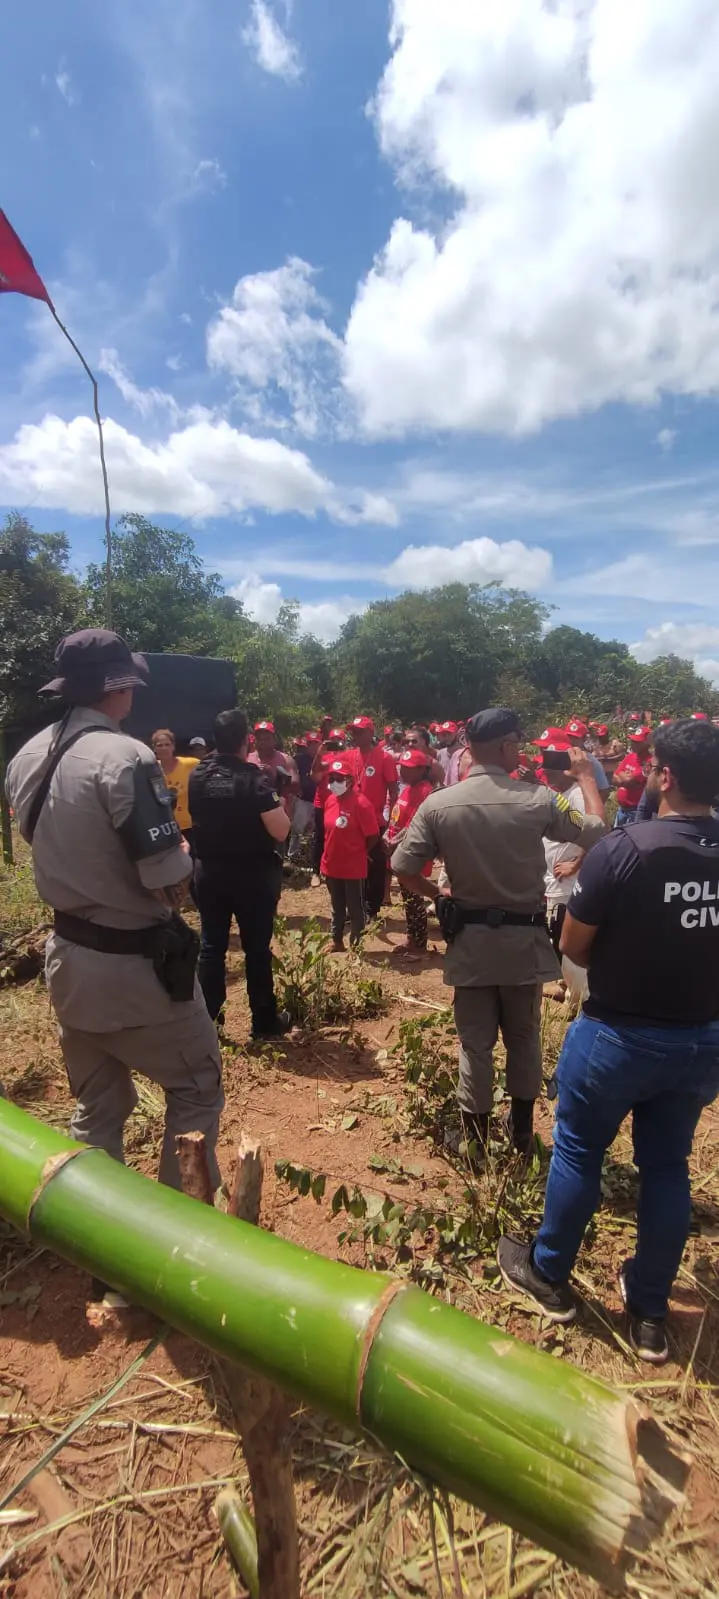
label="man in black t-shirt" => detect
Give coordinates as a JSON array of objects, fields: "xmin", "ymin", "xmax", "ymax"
[
  {"xmin": 189, "ymin": 708, "xmax": 291, "ymax": 1040},
  {"xmin": 498, "ymin": 719, "xmax": 719, "ymax": 1363}
]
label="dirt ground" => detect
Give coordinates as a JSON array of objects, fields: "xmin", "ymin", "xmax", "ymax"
[{"xmin": 1, "ymin": 872, "xmax": 718, "ymax": 1598}]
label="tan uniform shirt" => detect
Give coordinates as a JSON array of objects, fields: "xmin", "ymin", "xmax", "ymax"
[
  {"xmin": 391, "ymin": 763, "xmax": 605, "ymax": 987},
  {"xmin": 6, "ymin": 707, "xmax": 193, "ymax": 1032}
]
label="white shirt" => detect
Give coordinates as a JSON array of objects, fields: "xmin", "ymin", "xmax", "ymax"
[{"xmin": 544, "ymin": 781, "xmax": 585, "ymax": 908}]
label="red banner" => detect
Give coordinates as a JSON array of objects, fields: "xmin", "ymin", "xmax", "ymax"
[{"xmin": 0, "ymin": 210, "xmax": 50, "ymax": 304}]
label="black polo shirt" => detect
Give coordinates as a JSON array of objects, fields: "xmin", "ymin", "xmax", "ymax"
[
  {"xmin": 189, "ymin": 754, "xmax": 282, "ymax": 869},
  {"xmin": 569, "ymin": 815, "xmax": 719, "ymax": 1026}
]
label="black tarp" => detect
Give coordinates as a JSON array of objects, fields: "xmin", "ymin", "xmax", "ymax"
[
  {"xmin": 4, "ymin": 654, "xmax": 237, "ymax": 759},
  {"xmin": 123, "ymin": 654, "xmax": 237, "ymax": 747}
]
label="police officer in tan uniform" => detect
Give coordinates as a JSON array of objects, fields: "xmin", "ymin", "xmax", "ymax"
[
  {"xmin": 6, "ymin": 630, "xmax": 225, "ymax": 1202},
  {"xmin": 392, "ymin": 709, "xmax": 605, "ymax": 1156}
]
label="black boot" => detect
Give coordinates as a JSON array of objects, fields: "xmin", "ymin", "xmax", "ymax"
[{"xmin": 508, "ymin": 1098, "xmax": 535, "ymax": 1156}]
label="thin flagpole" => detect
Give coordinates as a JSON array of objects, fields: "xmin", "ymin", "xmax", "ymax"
[{"xmin": 47, "ymin": 304, "xmax": 113, "ymax": 629}]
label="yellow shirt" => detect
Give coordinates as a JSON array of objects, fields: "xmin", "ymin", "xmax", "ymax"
[{"xmin": 163, "ymin": 757, "xmax": 199, "ymax": 831}]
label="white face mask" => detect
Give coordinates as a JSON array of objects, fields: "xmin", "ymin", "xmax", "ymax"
[{"xmin": 328, "ymin": 779, "xmax": 348, "ymax": 796}]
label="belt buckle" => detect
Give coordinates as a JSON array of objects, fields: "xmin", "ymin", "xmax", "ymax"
[{"xmin": 486, "ymin": 907, "xmax": 504, "ymax": 930}]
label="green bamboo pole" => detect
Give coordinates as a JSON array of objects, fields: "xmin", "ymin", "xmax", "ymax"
[{"xmin": 0, "ymin": 1101, "xmax": 688, "ymax": 1584}]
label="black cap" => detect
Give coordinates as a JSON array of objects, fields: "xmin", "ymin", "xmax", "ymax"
[
  {"xmin": 40, "ymin": 629, "xmax": 149, "ymax": 703},
  {"xmin": 466, "ymin": 708, "xmax": 523, "ymax": 743}
]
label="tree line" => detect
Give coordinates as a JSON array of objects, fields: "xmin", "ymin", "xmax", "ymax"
[{"xmin": 1, "ymin": 510, "xmax": 715, "ymax": 735}]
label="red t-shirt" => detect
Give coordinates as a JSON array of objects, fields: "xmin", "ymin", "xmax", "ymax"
[
  {"xmin": 616, "ymin": 751, "xmax": 647, "ymax": 808},
  {"xmin": 347, "ymin": 745, "xmax": 398, "ymax": 824},
  {"xmin": 387, "ymin": 781, "xmax": 433, "ymax": 877},
  {"xmin": 321, "ymin": 791, "xmax": 378, "ymax": 879}
]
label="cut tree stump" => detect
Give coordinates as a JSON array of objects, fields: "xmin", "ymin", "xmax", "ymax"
[{"xmin": 175, "ymin": 1130, "xmax": 301, "ymax": 1599}]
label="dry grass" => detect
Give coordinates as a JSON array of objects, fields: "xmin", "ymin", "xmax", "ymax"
[{"xmin": 0, "ymin": 854, "xmax": 718, "ymax": 1598}]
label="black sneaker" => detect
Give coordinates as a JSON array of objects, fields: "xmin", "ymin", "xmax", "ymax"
[
  {"xmin": 251, "ymin": 1009, "xmax": 292, "ymax": 1042},
  {"xmin": 618, "ymin": 1262, "xmax": 669, "ymax": 1364},
  {"xmin": 497, "ymin": 1237, "xmax": 576, "ymax": 1322}
]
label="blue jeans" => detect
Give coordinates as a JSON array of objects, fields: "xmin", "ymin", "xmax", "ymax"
[
  {"xmin": 614, "ymin": 804, "xmax": 637, "ymax": 827},
  {"xmin": 534, "ymin": 1013, "xmax": 719, "ymax": 1318}
]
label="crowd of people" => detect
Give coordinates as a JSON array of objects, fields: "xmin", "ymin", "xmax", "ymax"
[{"xmin": 6, "ymin": 625, "xmax": 719, "ymax": 1365}]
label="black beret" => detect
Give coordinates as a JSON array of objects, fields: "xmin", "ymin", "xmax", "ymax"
[{"xmin": 466, "ymin": 708, "xmax": 523, "ymax": 743}]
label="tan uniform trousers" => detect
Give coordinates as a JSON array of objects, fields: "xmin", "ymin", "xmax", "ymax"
[
  {"xmin": 59, "ymin": 999, "xmax": 225, "ymax": 1190},
  {"xmin": 454, "ymin": 983, "xmax": 543, "ymax": 1117}
]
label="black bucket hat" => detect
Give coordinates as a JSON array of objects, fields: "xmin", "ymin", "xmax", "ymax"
[{"xmin": 40, "ymin": 629, "xmax": 149, "ymax": 703}]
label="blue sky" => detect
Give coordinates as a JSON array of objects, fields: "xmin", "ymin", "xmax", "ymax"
[{"xmin": 2, "ymin": 0, "xmax": 719, "ymax": 678}]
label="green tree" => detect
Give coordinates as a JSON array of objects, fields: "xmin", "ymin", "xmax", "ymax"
[
  {"xmin": 638, "ymin": 654, "xmax": 716, "ymax": 719},
  {"xmin": 0, "ymin": 513, "xmax": 82, "ymax": 727},
  {"xmin": 83, "ymin": 514, "xmax": 251, "ymax": 656},
  {"xmin": 527, "ymin": 626, "xmax": 642, "ymax": 719},
  {"xmin": 336, "ymin": 584, "xmax": 549, "ymax": 723},
  {"xmin": 233, "ymin": 602, "xmax": 322, "ymax": 732}
]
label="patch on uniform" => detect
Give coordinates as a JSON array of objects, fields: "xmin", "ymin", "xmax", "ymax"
[
  {"xmin": 335, "ymin": 815, "xmax": 349, "ymax": 829},
  {"xmin": 148, "ymin": 766, "xmax": 172, "ymax": 808},
  {"xmin": 568, "ymin": 808, "xmax": 583, "ymax": 828},
  {"xmin": 553, "ymin": 792, "xmax": 570, "ymax": 813},
  {"xmin": 272, "ymin": 792, "xmax": 280, "ymax": 804},
  {"xmin": 365, "ymin": 765, "xmax": 376, "ymax": 777}
]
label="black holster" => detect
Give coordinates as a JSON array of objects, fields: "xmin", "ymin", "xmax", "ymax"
[
  {"xmin": 151, "ymin": 914, "xmax": 200, "ymax": 1002},
  {"xmin": 434, "ymin": 895, "xmax": 465, "ymax": 943}
]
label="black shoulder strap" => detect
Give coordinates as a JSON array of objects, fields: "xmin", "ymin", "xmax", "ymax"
[{"xmin": 27, "ymin": 724, "xmax": 114, "ymax": 843}]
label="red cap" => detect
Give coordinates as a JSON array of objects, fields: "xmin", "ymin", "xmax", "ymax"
[
  {"xmin": 534, "ymin": 726, "xmax": 567, "ymax": 747},
  {"xmin": 327, "ymin": 757, "xmax": 353, "ymax": 779},
  {"xmin": 629, "ymin": 726, "xmax": 652, "ymax": 745},
  {"xmin": 399, "ymin": 747, "xmax": 432, "ymax": 769},
  {"xmin": 692, "ymin": 712, "xmax": 708, "ymax": 720},
  {"xmin": 383, "ymin": 724, "xmax": 393, "ymax": 736},
  {"xmin": 538, "ymin": 736, "xmax": 572, "ymax": 753},
  {"xmin": 438, "ymin": 720, "xmax": 458, "ymax": 736},
  {"xmin": 659, "ymin": 717, "xmax": 673, "ymax": 726},
  {"xmin": 565, "ymin": 718, "xmax": 588, "ymax": 738},
  {"xmin": 429, "ymin": 721, "xmax": 440, "ymax": 732},
  {"xmin": 305, "ymin": 730, "xmax": 320, "ymax": 743},
  {"xmin": 294, "ymin": 737, "xmax": 307, "ymax": 748},
  {"xmin": 351, "ymin": 715, "xmax": 374, "ymax": 730},
  {"xmin": 629, "ymin": 711, "xmax": 641, "ymax": 721},
  {"xmin": 254, "ymin": 720, "xmax": 275, "ymax": 733},
  {"xmin": 594, "ymin": 724, "xmax": 609, "ymax": 738},
  {"xmin": 329, "ymin": 727, "xmax": 346, "ymax": 741}
]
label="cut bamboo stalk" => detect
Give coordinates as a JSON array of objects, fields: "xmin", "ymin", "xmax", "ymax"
[
  {"xmin": 177, "ymin": 1130, "xmax": 301, "ymax": 1599},
  {"xmin": 0, "ymin": 1101, "xmax": 691, "ymax": 1586},
  {"xmin": 215, "ymin": 1488, "xmax": 259, "ymax": 1598}
]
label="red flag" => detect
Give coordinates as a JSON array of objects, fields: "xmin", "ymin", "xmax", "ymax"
[{"xmin": 0, "ymin": 209, "xmax": 51, "ymax": 304}]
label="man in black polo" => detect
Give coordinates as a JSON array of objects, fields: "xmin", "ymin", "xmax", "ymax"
[
  {"xmin": 189, "ymin": 708, "xmax": 291, "ymax": 1039},
  {"xmin": 498, "ymin": 718, "xmax": 719, "ymax": 1363}
]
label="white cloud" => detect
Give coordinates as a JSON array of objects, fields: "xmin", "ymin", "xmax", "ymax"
[
  {"xmin": 0, "ymin": 413, "xmax": 341, "ymax": 521},
  {"xmin": 344, "ymin": 0, "xmax": 719, "ymax": 436},
  {"xmin": 656, "ymin": 428, "xmax": 677, "ymax": 452},
  {"xmin": 191, "ymin": 157, "xmax": 227, "ymax": 193},
  {"xmin": 231, "ymin": 574, "xmax": 284, "ymax": 624},
  {"xmin": 207, "ymin": 257, "xmax": 342, "ymax": 435},
  {"xmin": 242, "ymin": 0, "xmax": 302, "ymax": 83},
  {"xmin": 55, "ymin": 69, "xmax": 75, "ymax": 107},
  {"xmin": 630, "ymin": 621, "xmax": 719, "ymax": 684},
  {"xmin": 230, "ymin": 575, "xmax": 359, "ymax": 640},
  {"xmin": 384, "ymin": 535, "xmax": 552, "ymax": 590},
  {"xmin": 99, "ymin": 349, "xmax": 180, "ymax": 422}
]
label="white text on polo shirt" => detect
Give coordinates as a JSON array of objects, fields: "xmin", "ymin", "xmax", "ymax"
[{"xmin": 664, "ymin": 880, "xmax": 719, "ymax": 927}]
